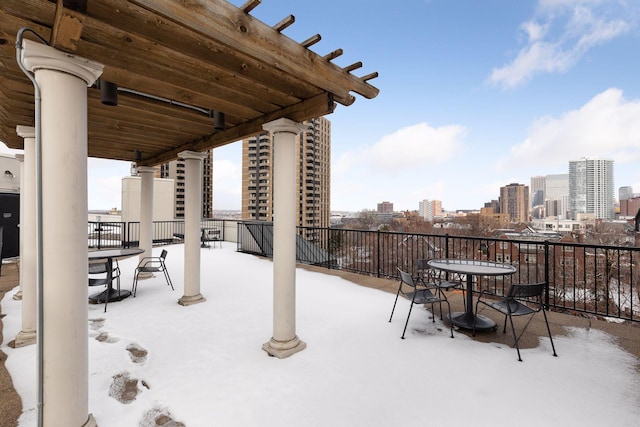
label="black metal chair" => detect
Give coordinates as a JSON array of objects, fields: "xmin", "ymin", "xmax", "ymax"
[
  {"xmin": 88, "ymin": 259, "xmax": 121, "ymax": 312},
  {"xmin": 131, "ymin": 249, "xmax": 174, "ymax": 297},
  {"xmin": 389, "ymin": 268, "xmax": 454, "ymax": 339},
  {"xmin": 473, "ymin": 282, "xmax": 558, "ymax": 361},
  {"xmin": 417, "ymin": 258, "xmax": 466, "ymax": 316}
]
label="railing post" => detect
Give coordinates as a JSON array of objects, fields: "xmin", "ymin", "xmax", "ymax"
[
  {"xmin": 377, "ymin": 230, "xmax": 381, "ymax": 278},
  {"xmin": 544, "ymin": 241, "xmax": 550, "ymax": 309},
  {"xmin": 445, "ymin": 234, "xmax": 450, "ymax": 258}
]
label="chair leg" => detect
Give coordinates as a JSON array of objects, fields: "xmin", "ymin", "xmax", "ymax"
[
  {"xmin": 132, "ymin": 271, "xmax": 139, "ymax": 297},
  {"xmin": 542, "ymin": 309, "xmax": 558, "ymax": 357},
  {"xmin": 402, "ymin": 302, "xmax": 415, "ymax": 339},
  {"xmin": 163, "ymin": 269, "xmax": 174, "ymax": 290},
  {"xmin": 506, "ymin": 313, "xmax": 522, "ymax": 362},
  {"xmin": 389, "ymin": 288, "xmax": 402, "ymax": 322}
]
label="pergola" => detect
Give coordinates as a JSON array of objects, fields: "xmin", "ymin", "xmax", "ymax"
[
  {"xmin": 0, "ymin": 0, "xmax": 378, "ymax": 160},
  {"xmin": 0, "ymin": 1, "xmax": 379, "ymax": 426}
]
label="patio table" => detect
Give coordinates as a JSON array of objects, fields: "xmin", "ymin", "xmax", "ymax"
[
  {"xmin": 427, "ymin": 259, "xmax": 516, "ymax": 330},
  {"xmin": 88, "ymin": 248, "xmax": 144, "ymax": 303}
]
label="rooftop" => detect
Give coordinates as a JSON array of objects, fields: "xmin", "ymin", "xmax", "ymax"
[{"xmin": 1, "ymin": 243, "xmax": 639, "ymax": 426}]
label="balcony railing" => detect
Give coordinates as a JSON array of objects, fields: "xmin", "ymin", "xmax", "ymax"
[{"xmin": 88, "ymin": 220, "xmax": 639, "ymax": 323}]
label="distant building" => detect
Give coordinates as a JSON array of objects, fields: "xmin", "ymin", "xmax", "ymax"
[
  {"xmin": 377, "ymin": 201, "xmax": 394, "ymax": 213},
  {"xmin": 241, "ymin": 117, "xmax": 331, "ymax": 236},
  {"xmin": 530, "ymin": 175, "xmax": 546, "ymax": 208},
  {"xmin": 418, "ymin": 199, "xmax": 442, "ymax": 221},
  {"xmin": 619, "ymin": 186, "xmax": 635, "ymax": 201},
  {"xmin": 620, "ymin": 196, "xmax": 640, "ymax": 217},
  {"xmin": 499, "ymin": 183, "xmax": 529, "ymax": 223},
  {"xmin": 545, "ymin": 173, "xmax": 569, "ymax": 219},
  {"xmin": 156, "ymin": 149, "xmax": 214, "ymax": 218},
  {"xmin": 569, "ymin": 158, "xmax": 614, "ymax": 220}
]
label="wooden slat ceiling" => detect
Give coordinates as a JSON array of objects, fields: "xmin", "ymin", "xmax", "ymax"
[{"xmin": 0, "ymin": 0, "xmax": 379, "ymax": 166}]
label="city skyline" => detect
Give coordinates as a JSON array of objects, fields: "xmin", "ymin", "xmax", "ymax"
[{"xmin": 2, "ymin": 1, "xmax": 640, "ymax": 213}]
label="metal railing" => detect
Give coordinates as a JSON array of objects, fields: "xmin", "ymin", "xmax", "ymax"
[
  {"xmin": 90, "ymin": 220, "xmax": 639, "ymax": 323},
  {"xmin": 237, "ymin": 223, "xmax": 639, "ymax": 323}
]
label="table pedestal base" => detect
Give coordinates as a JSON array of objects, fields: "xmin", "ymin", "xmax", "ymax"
[
  {"xmin": 449, "ymin": 311, "xmax": 496, "ymax": 330},
  {"xmin": 89, "ymin": 288, "xmax": 131, "ymax": 304}
]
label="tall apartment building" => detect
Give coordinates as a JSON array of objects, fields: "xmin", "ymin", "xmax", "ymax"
[
  {"xmin": 499, "ymin": 183, "xmax": 529, "ymax": 223},
  {"xmin": 377, "ymin": 201, "xmax": 394, "ymax": 213},
  {"xmin": 545, "ymin": 173, "xmax": 569, "ymax": 218},
  {"xmin": 530, "ymin": 175, "xmax": 546, "ymax": 208},
  {"xmin": 569, "ymin": 158, "xmax": 614, "ymax": 220},
  {"xmin": 241, "ymin": 117, "xmax": 331, "ymax": 235},
  {"xmin": 156, "ymin": 149, "xmax": 214, "ymax": 218},
  {"xmin": 418, "ymin": 199, "xmax": 442, "ymax": 221}
]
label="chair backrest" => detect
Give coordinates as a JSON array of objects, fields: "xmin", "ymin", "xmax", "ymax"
[
  {"xmin": 160, "ymin": 249, "xmax": 168, "ymax": 260},
  {"xmin": 88, "ymin": 260, "xmax": 109, "ymax": 274},
  {"xmin": 416, "ymin": 259, "xmax": 429, "ymax": 271},
  {"xmin": 397, "ymin": 268, "xmax": 416, "ymax": 288},
  {"xmin": 507, "ymin": 282, "xmax": 545, "ymax": 299}
]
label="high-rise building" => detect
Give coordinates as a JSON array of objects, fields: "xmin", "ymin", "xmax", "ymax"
[
  {"xmin": 569, "ymin": 158, "xmax": 614, "ymax": 220},
  {"xmin": 156, "ymin": 149, "xmax": 214, "ymax": 218},
  {"xmin": 418, "ymin": 199, "xmax": 442, "ymax": 221},
  {"xmin": 619, "ymin": 186, "xmax": 635, "ymax": 201},
  {"xmin": 241, "ymin": 117, "xmax": 331, "ymax": 235},
  {"xmin": 499, "ymin": 183, "xmax": 529, "ymax": 223},
  {"xmin": 530, "ymin": 175, "xmax": 546, "ymax": 208},
  {"xmin": 377, "ymin": 201, "xmax": 394, "ymax": 213},
  {"xmin": 545, "ymin": 173, "xmax": 569, "ymax": 219}
]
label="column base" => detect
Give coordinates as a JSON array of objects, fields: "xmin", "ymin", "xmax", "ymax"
[
  {"xmin": 12, "ymin": 290, "xmax": 22, "ymax": 300},
  {"xmin": 14, "ymin": 330, "xmax": 36, "ymax": 348},
  {"xmin": 178, "ymin": 294, "xmax": 206, "ymax": 306},
  {"xmin": 83, "ymin": 414, "xmax": 97, "ymax": 427},
  {"xmin": 262, "ymin": 336, "xmax": 307, "ymax": 359}
]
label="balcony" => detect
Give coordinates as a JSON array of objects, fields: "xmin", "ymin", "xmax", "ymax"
[{"xmin": 2, "ymin": 240, "xmax": 639, "ymax": 425}]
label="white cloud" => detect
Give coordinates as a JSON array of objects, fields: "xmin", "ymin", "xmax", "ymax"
[
  {"xmin": 335, "ymin": 122, "xmax": 467, "ymax": 177},
  {"xmin": 495, "ymin": 88, "xmax": 640, "ymax": 171},
  {"xmin": 332, "ymin": 122, "xmax": 467, "ymax": 211},
  {"xmin": 488, "ymin": 1, "xmax": 635, "ymax": 89}
]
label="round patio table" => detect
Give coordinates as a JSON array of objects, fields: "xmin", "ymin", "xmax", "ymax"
[
  {"xmin": 88, "ymin": 248, "xmax": 144, "ymax": 303},
  {"xmin": 427, "ymin": 259, "xmax": 517, "ymax": 330}
]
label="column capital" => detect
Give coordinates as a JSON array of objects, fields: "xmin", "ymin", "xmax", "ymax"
[
  {"xmin": 178, "ymin": 150, "xmax": 208, "ymax": 161},
  {"xmin": 21, "ymin": 39, "xmax": 103, "ymax": 86},
  {"xmin": 16, "ymin": 125, "xmax": 36, "ymax": 139},
  {"xmin": 136, "ymin": 166, "xmax": 158, "ymax": 174},
  {"xmin": 262, "ymin": 118, "xmax": 304, "ymax": 135}
]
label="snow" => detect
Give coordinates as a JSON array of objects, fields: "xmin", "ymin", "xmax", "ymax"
[{"xmin": 2, "ymin": 242, "xmax": 639, "ymax": 426}]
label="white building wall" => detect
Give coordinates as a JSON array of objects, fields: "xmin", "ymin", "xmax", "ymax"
[
  {"xmin": 121, "ymin": 176, "xmax": 175, "ymax": 223},
  {"xmin": 0, "ymin": 153, "xmax": 20, "ymax": 194}
]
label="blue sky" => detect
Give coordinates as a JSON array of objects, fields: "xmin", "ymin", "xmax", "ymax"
[{"xmin": 3, "ymin": 0, "xmax": 640, "ymax": 213}]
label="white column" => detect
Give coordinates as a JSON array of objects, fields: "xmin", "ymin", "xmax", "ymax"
[
  {"xmin": 22, "ymin": 39, "xmax": 102, "ymax": 427},
  {"xmin": 13, "ymin": 153, "xmax": 24, "ymax": 301},
  {"xmin": 177, "ymin": 150, "xmax": 206, "ymax": 306},
  {"xmin": 137, "ymin": 166, "xmax": 156, "ymax": 275},
  {"xmin": 261, "ymin": 118, "xmax": 306, "ymax": 358},
  {"xmin": 14, "ymin": 127, "xmax": 36, "ymax": 347}
]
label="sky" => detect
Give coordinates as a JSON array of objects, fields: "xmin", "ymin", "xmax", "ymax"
[
  {"xmin": 2, "ymin": 242, "xmax": 640, "ymax": 426},
  {"xmin": 2, "ymin": 0, "xmax": 640, "ymax": 213}
]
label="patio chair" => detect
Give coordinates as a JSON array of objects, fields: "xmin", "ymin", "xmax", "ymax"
[
  {"xmin": 131, "ymin": 249, "xmax": 174, "ymax": 297},
  {"xmin": 88, "ymin": 259, "xmax": 121, "ymax": 312},
  {"xmin": 473, "ymin": 282, "xmax": 557, "ymax": 361},
  {"xmin": 389, "ymin": 268, "xmax": 454, "ymax": 339},
  {"xmin": 417, "ymin": 258, "xmax": 466, "ymax": 316}
]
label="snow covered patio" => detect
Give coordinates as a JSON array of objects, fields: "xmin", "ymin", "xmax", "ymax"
[{"xmin": 2, "ymin": 242, "xmax": 640, "ymax": 426}]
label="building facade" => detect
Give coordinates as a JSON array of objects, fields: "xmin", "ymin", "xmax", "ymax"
[
  {"xmin": 530, "ymin": 175, "xmax": 546, "ymax": 208},
  {"xmin": 241, "ymin": 117, "xmax": 331, "ymax": 235},
  {"xmin": 569, "ymin": 158, "xmax": 614, "ymax": 220},
  {"xmin": 156, "ymin": 150, "xmax": 214, "ymax": 218},
  {"xmin": 545, "ymin": 173, "xmax": 569, "ymax": 219},
  {"xmin": 418, "ymin": 199, "xmax": 442, "ymax": 221},
  {"xmin": 499, "ymin": 183, "xmax": 529, "ymax": 223}
]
